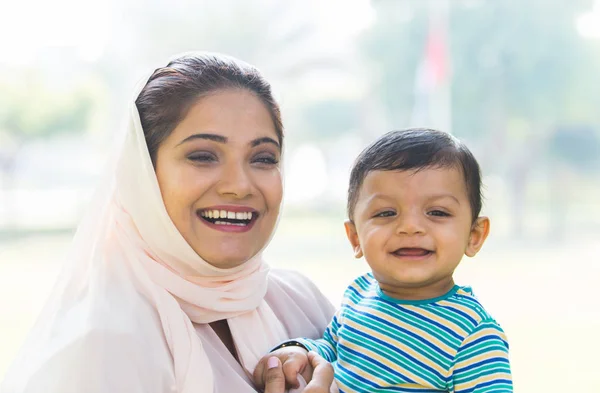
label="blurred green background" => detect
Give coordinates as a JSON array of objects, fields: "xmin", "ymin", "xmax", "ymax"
[{"xmin": 1, "ymin": 0, "xmax": 600, "ymax": 391}]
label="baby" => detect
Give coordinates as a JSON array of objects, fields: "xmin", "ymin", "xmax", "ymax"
[{"xmin": 255, "ymin": 129, "xmax": 512, "ymax": 392}]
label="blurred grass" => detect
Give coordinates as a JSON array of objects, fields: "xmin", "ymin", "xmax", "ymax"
[{"xmin": 1, "ymin": 213, "xmax": 599, "ymax": 392}]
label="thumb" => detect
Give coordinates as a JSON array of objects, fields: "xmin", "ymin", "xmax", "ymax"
[{"xmin": 263, "ymin": 356, "xmax": 286, "ymax": 393}]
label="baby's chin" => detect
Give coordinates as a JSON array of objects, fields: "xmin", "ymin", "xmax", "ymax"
[{"xmin": 376, "ymin": 270, "xmax": 451, "ymax": 288}]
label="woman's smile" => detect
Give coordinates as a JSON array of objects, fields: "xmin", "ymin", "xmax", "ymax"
[{"xmin": 197, "ymin": 205, "xmax": 259, "ymax": 233}]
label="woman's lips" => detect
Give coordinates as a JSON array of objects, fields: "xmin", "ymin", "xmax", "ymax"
[{"xmin": 196, "ymin": 207, "xmax": 259, "ymax": 233}]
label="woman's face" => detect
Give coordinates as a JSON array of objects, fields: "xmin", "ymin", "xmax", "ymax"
[{"xmin": 154, "ymin": 89, "xmax": 283, "ymax": 269}]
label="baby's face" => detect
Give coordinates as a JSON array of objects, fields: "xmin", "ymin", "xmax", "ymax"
[{"xmin": 345, "ymin": 166, "xmax": 489, "ymax": 300}]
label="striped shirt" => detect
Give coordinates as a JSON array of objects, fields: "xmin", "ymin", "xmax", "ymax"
[{"xmin": 297, "ymin": 273, "xmax": 512, "ymax": 392}]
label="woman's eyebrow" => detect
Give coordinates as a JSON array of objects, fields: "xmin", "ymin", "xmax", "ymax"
[
  {"xmin": 176, "ymin": 134, "xmax": 280, "ymax": 150},
  {"xmin": 251, "ymin": 137, "xmax": 280, "ymax": 149},
  {"xmin": 177, "ymin": 133, "xmax": 227, "ymax": 146}
]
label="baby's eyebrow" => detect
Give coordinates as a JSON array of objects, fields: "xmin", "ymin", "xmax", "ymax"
[
  {"xmin": 427, "ymin": 194, "xmax": 461, "ymax": 204},
  {"xmin": 365, "ymin": 193, "xmax": 395, "ymax": 203}
]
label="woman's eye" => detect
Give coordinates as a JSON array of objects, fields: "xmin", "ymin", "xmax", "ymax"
[
  {"xmin": 252, "ymin": 154, "xmax": 279, "ymax": 165},
  {"xmin": 428, "ymin": 210, "xmax": 450, "ymax": 217},
  {"xmin": 374, "ymin": 210, "xmax": 396, "ymax": 218},
  {"xmin": 187, "ymin": 152, "xmax": 217, "ymax": 163}
]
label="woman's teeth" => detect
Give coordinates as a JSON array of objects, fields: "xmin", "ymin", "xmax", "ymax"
[
  {"xmin": 200, "ymin": 210, "xmax": 253, "ymax": 220},
  {"xmin": 214, "ymin": 221, "xmax": 247, "ymax": 226},
  {"xmin": 199, "ymin": 210, "xmax": 254, "ymax": 226}
]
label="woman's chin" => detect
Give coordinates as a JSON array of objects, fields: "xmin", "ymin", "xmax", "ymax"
[{"xmin": 194, "ymin": 248, "xmax": 258, "ymax": 270}]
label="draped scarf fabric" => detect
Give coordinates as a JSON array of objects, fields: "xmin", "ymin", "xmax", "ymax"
[{"xmin": 1, "ymin": 66, "xmax": 293, "ymax": 393}]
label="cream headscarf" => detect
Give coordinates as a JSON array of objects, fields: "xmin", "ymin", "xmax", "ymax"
[{"xmin": 1, "ymin": 55, "xmax": 292, "ymax": 393}]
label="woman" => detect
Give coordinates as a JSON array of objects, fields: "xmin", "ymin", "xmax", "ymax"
[{"xmin": 1, "ymin": 53, "xmax": 336, "ymax": 393}]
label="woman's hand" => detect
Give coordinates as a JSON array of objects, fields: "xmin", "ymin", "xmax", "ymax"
[
  {"xmin": 262, "ymin": 351, "xmax": 336, "ymax": 393},
  {"xmin": 262, "ymin": 357, "xmax": 286, "ymax": 393},
  {"xmin": 254, "ymin": 346, "xmax": 312, "ymax": 390}
]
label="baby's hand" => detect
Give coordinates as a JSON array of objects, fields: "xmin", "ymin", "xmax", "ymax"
[{"xmin": 253, "ymin": 346, "xmax": 313, "ymax": 390}]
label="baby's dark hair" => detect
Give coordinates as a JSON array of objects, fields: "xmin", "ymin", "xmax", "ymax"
[{"xmin": 347, "ymin": 128, "xmax": 483, "ymax": 223}]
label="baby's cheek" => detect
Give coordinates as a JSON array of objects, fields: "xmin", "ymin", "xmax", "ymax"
[{"xmin": 363, "ymin": 226, "xmax": 385, "ymax": 242}]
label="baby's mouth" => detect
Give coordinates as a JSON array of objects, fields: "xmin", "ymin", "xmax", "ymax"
[
  {"xmin": 197, "ymin": 208, "xmax": 259, "ymax": 227},
  {"xmin": 392, "ymin": 248, "xmax": 434, "ymax": 257}
]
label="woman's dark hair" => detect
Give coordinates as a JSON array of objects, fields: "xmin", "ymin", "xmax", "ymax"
[
  {"xmin": 135, "ymin": 52, "xmax": 283, "ymax": 165},
  {"xmin": 347, "ymin": 128, "xmax": 483, "ymax": 223}
]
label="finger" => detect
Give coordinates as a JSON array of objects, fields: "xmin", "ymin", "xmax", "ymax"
[
  {"xmin": 253, "ymin": 357, "xmax": 267, "ymax": 389},
  {"xmin": 263, "ymin": 357, "xmax": 286, "ymax": 393},
  {"xmin": 282, "ymin": 358, "xmax": 302, "ymax": 388},
  {"xmin": 329, "ymin": 379, "xmax": 340, "ymax": 393},
  {"xmin": 304, "ymin": 351, "xmax": 334, "ymax": 393},
  {"xmin": 299, "ymin": 360, "xmax": 314, "ymax": 388}
]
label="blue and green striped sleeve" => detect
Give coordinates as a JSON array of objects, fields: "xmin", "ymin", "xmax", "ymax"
[
  {"xmin": 297, "ymin": 309, "xmax": 343, "ymax": 363},
  {"xmin": 451, "ymin": 320, "xmax": 513, "ymax": 392}
]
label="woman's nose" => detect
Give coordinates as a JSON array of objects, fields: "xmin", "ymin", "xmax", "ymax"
[{"xmin": 216, "ymin": 162, "xmax": 253, "ymax": 199}]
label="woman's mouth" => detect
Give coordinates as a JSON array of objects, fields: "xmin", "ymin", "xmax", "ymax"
[{"xmin": 197, "ymin": 207, "xmax": 259, "ymax": 232}]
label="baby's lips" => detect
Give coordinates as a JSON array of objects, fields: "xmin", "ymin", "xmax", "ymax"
[{"xmin": 392, "ymin": 248, "xmax": 432, "ymax": 256}]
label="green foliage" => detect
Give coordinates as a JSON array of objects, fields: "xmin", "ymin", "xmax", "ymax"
[
  {"xmin": 361, "ymin": 0, "xmax": 600, "ymax": 145},
  {"xmin": 450, "ymin": 0, "xmax": 598, "ymax": 138},
  {"xmin": 549, "ymin": 125, "xmax": 600, "ymax": 170},
  {"xmin": 114, "ymin": 0, "xmax": 340, "ymax": 81},
  {"xmin": 302, "ymin": 99, "xmax": 361, "ymax": 140},
  {"xmin": 0, "ymin": 73, "xmax": 96, "ymax": 141},
  {"xmin": 359, "ymin": 1, "xmax": 429, "ymax": 127}
]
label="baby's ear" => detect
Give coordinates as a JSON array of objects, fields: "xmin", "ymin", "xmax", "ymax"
[
  {"xmin": 344, "ymin": 220, "xmax": 363, "ymax": 258},
  {"xmin": 465, "ymin": 217, "xmax": 490, "ymax": 257}
]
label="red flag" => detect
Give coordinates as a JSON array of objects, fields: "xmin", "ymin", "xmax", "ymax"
[{"xmin": 410, "ymin": 1, "xmax": 451, "ymax": 132}]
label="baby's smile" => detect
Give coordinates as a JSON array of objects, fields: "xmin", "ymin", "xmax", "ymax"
[{"xmin": 390, "ymin": 247, "xmax": 434, "ymax": 260}]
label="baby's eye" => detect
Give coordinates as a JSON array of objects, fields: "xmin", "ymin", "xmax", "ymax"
[
  {"xmin": 187, "ymin": 151, "xmax": 218, "ymax": 163},
  {"xmin": 428, "ymin": 210, "xmax": 450, "ymax": 217},
  {"xmin": 374, "ymin": 210, "xmax": 396, "ymax": 218}
]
